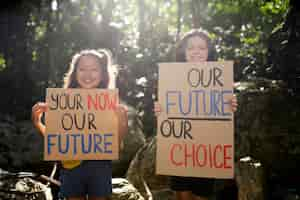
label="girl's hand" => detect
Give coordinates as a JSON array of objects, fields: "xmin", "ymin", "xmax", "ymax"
[
  {"xmin": 31, "ymin": 102, "xmax": 48, "ymax": 126},
  {"xmin": 31, "ymin": 102, "xmax": 48, "ymax": 136},
  {"xmin": 154, "ymin": 101, "xmax": 162, "ymax": 116},
  {"xmin": 230, "ymin": 95, "xmax": 238, "ymax": 112},
  {"xmin": 115, "ymin": 104, "xmax": 128, "ymax": 119}
]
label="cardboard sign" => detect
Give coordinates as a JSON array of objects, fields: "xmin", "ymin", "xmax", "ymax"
[
  {"xmin": 44, "ymin": 88, "xmax": 119, "ymax": 161},
  {"xmin": 156, "ymin": 62, "xmax": 234, "ymax": 179}
]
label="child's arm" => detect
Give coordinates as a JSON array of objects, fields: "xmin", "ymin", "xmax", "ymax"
[
  {"xmin": 116, "ymin": 105, "xmax": 128, "ymax": 147},
  {"xmin": 32, "ymin": 102, "xmax": 48, "ymax": 136}
]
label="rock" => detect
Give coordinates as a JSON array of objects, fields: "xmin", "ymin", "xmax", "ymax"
[
  {"xmin": 0, "ymin": 169, "xmax": 52, "ymax": 200},
  {"xmin": 126, "ymin": 137, "xmax": 172, "ymax": 199},
  {"xmin": 112, "ymin": 178, "xmax": 144, "ymax": 200},
  {"xmin": 235, "ymin": 82, "xmax": 300, "ymax": 177},
  {"xmin": 113, "ymin": 104, "xmax": 146, "ymax": 177},
  {"xmin": 234, "ymin": 82, "xmax": 300, "ymax": 199}
]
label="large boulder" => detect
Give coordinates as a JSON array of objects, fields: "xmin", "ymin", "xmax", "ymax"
[
  {"xmin": 126, "ymin": 137, "xmax": 173, "ymax": 200},
  {"xmin": 112, "ymin": 104, "xmax": 146, "ymax": 177},
  {"xmin": 235, "ymin": 80, "xmax": 300, "ymax": 199},
  {"xmin": 235, "ymin": 80, "xmax": 300, "ymax": 177}
]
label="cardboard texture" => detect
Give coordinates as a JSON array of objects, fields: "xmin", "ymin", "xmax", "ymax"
[
  {"xmin": 44, "ymin": 88, "xmax": 119, "ymax": 161},
  {"xmin": 156, "ymin": 62, "xmax": 234, "ymax": 179}
]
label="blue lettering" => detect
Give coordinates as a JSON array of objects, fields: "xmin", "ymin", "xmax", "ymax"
[
  {"xmin": 81, "ymin": 134, "xmax": 92, "ymax": 154},
  {"xmin": 58, "ymin": 134, "xmax": 69, "ymax": 154},
  {"xmin": 221, "ymin": 90, "xmax": 233, "ymax": 116},
  {"xmin": 179, "ymin": 91, "xmax": 192, "ymax": 115},
  {"xmin": 166, "ymin": 91, "xmax": 179, "ymax": 114},
  {"xmin": 211, "ymin": 90, "xmax": 221, "ymax": 116},
  {"xmin": 164, "ymin": 89, "xmax": 233, "ymax": 118},
  {"xmin": 93, "ymin": 134, "xmax": 103, "ymax": 153},
  {"xmin": 192, "ymin": 90, "xmax": 205, "ymax": 115},
  {"xmin": 71, "ymin": 134, "xmax": 80, "ymax": 154},
  {"xmin": 47, "ymin": 133, "xmax": 117, "ymax": 156},
  {"xmin": 47, "ymin": 134, "xmax": 56, "ymax": 154},
  {"xmin": 103, "ymin": 133, "xmax": 113, "ymax": 154}
]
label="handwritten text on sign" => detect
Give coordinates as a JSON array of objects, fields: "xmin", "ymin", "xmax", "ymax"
[
  {"xmin": 156, "ymin": 62, "xmax": 234, "ymax": 179},
  {"xmin": 45, "ymin": 88, "xmax": 119, "ymax": 161}
]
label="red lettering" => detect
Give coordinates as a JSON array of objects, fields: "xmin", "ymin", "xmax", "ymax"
[
  {"xmin": 208, "ymin": 144, "xmax": 213, "ymax": 168},
  {"xmin": 213, "ymin": 144, "xmax": 223, "ymax": 168},
  {"xmin": 196, "ymin": 144, "xmax": 207, "ymax": 167},
  {"xmin": 86, "ymin": 93, "xmax": 117, "ymax": 111},
  {"xmin": 224, "ymin": 145, "xmax": 232, "ymax": 169},
  {"xmin": 106, "ymin": 93, "xmax": 117, "ymax": 110},
  {"xmin": 169, "ymin": 143, "xmax": 233, "ymax": 170},
  {"xmin": 170, "ymin": 144, "xmax": 183, "ymax": 166},
  {"xmin": 87, "ymin": 94, "xmax": 97, "ymax": 110},
  {"xmin": 184, "ymin": 143, "xmax": 195, "ymax": 167}
]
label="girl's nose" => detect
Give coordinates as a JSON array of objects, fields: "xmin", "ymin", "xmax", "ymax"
[{"xmin": 83, "ymin": 72, "xmax": 92, "ymax": 78}]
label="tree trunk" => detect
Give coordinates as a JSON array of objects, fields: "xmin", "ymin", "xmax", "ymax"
[
  {"xmin": 176, "ymin": 0, "xmax": 182, "ymax": 40},
  {"xmin": 190, "ymin": 0, "xmax": 208, "ymax": 29},
  {"xmin": 137, "ymin": 0, "xmax": 146, "ymax": 49}
]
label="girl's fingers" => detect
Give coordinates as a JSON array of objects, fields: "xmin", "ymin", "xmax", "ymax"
[
  {"xmin": 153, "ymin": 102, "xmax": 162, "ymax": 116},
  {"xmin": 119, "ymin": 105, "xmax": 128, "ymax": 113},
  {"xmin": 117, "ymin": 105, "xmax": 128, "ymax": 113},
  {"xmin": 230, "ymin": 95, "xmax": 238, "ymax": 112},
  {"xmin": 32, "ymin": 102, "xmax": 47, "ymax": 110},
  {"xmin": 154, "ymin": 107, "xmax": 161, "ymax": 113},
  {"xmin": 32, "ymin": 102, "xmax": 48, "ymax": 122},
  {"xmin": 115, "ymin": 104, "xmax": 128, "ymax": 118},
  {"xmin": 32, "ymin": 108, "xmax": 43, "ymax": 118}
]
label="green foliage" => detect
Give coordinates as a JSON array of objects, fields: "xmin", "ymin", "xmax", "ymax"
[
  {"xmin": 0, "ymin": 0, "xmax": 290, "ymax": 136},
  {"xmin": 0, "ymin": 54, "xmax": 6, "ymax": 71}
]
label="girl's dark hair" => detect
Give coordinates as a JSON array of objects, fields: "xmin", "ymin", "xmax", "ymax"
[
  {"xmin": 175, "ymin": 29, "xmax": 217, "ymax": 62},
  {"xmin": 63, "ymin": 49, "xmax": 116, "ymax": 89}
]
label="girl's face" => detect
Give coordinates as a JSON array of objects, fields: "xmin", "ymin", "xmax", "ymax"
[
  {"xmin": 185, "ymin": 36, "xmax": 209, "ymax": 62},
  {"xmin": 76, "ymin": 55, "xmax": 102, "ymax": 89}
]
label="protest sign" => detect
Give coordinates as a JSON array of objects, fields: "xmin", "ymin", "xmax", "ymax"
[
  {"xmin": 156, "ymin": 62, "xmax": 234, "ymax": 178},
  {"xmin": 45, "ymin": 88, "xmax": 119, "ymax": 161}
]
